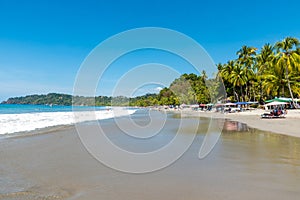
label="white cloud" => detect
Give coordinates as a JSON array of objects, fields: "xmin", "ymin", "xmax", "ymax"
[{"xmin": 154, "ymin": 86, "xmax": 163, "ymax": 92}]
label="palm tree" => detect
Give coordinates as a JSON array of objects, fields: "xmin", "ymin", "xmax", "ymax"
[
  {"xmin": 216, "ymin": 37, "xmax": 300, "ymax": 105},
  {"xmin": 236, "ymin": 46, "xmax": 257, "ymax": 101},
  {"xmin": 219, "ymin": 60, "xmax": 238, "ymax": 101},
  {"xmin": 256, "ymin": 44, "xmax": 275, "ymax": 101},
  {"xmin": 237, "ymin": 45, "xmax": 257, "ymax": 69},
  {"xmin": 262, "ymin": 58, "xmax": 287, "ymax": 97},
  {"xmin": 274, "ymin": 37, "xmax": 300, "ymax": 108},
  {"xmin": 229, "ymin": 64, "xmax": 248, "ymax": 101},
  {"xmin": 257, "ymin": 44, "xmax": 274, "ymax": 72},
  {"xmin": 220, "ymin": 61, "xmax": 235, "ymax": 79}
]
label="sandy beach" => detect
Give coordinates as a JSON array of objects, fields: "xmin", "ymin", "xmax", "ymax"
[
  {"xmin": 169, "ymin": 109, "xmax": 300, "ymax": 138},
  {"xmin": 1, "ymin": 110, "xmax": 300, "ymax": 200}
]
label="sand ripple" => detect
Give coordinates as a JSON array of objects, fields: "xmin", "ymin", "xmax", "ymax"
[{"xmin": 0, "ymin": 189, "xmax": 70, "ymax": 200}]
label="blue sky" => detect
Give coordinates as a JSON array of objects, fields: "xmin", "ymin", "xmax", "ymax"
[{"xmin": 1, "ymin": 0, "xmax": 300, "ymax": 101}]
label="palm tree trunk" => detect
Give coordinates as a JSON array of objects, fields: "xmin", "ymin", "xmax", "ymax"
[
  {"xmin": 285, "ymin": 65, "xmax": 297, "ymax": 108},
  {"xmin": 287, "ymin": 80, "xmax": 296, "ymax": 108},
  {"xmin": 259, "ymin": 81, "xmax": 263, "ymax": 103},
  {"xmin": 233, "ymin": 90, "xmax": 238, "ymax": 101},
  {"xmin": 240, "ymin": 87, "xmax": 244, "ymax": 102},
  {"xmin": 245, "ymin": 84, "xmax": 249, "ymax": 101},
  {"xmin": 253, "ymin": 86, "xmax": 256, "ymax": 102}
]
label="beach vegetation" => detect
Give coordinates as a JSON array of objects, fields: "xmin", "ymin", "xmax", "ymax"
[{"xmin": 218, "ymin": 36, "xmax": 300, "ymax": 105}]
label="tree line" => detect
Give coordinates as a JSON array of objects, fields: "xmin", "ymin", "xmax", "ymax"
[{"xmin": 217, "ymin": 37, "xmax": 300, "ymax": 106}]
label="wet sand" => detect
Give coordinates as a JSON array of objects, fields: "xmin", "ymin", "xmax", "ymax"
[
  {"xmin": 176, "ymin": 109, "xmax": 300, "ymax": 138},
  {"xmin": 1, "ymin": 110, "xmax": 300, "ymax": 199}
]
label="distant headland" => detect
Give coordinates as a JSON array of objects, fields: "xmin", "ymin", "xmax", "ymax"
[{"xmin": 1, "ymin": 73, "xmax": 215, "ymax": 107}]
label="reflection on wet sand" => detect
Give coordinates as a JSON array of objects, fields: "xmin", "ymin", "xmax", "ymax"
[{"xmin": 222, "ymin": 120, "xmax": 250, "ymax": 132}]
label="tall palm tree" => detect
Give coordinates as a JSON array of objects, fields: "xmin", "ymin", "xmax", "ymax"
[
  {"xmin": 220, "ymin": 60, "xmax": 238, "ymax": 101},
  {"xmin": 262, "ymin": 58, "xmax": 287, "ymax": 97},
  {"xmin": 216, "ymin": 38, "xmax": 300, "ymax": 104},
  {"xmin": 220, "ymin": 60, "xmax": 235, "ymax": 78},
  {"xmin": 237, "ymin": 45, "xmax": 257, "ymax": 69},
  {"xmin": 257, "ymin": 44, "xmax": 274, "ymax": 72},
  {"xmin": 236, "ymin": 46, "xmax": 257, "ymax": 101},
  {"xmin": 229, "ymin": 64, "xmax": 248, "ymax": 101},
  {"xmin": 274, "ymin": 37, "xmax": 300, "ymax": 107},
  {"xmin": 256, "ymin": 44, "xmax": 275, "ymax": 101}
]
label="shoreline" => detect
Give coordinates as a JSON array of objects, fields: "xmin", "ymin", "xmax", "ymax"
[
  {"xmin": 1, "ymin": 108, "xmax": 300, "ymax": 199},
  {"xmin": 163, "ymin": 109, "xmax": 300, "ymax": 138},
  {"xmin": 2, "ymin": 108, "xmax": 299, "ymax": 140}
]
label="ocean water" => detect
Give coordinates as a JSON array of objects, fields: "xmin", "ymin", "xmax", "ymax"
[{"xmin": 0, "ymin": 104, "xmax": 137, "ymax": 135}]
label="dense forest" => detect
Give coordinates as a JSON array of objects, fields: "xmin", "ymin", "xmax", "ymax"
[{"xmin": 2, "ymin": 37, "xmax": 300, "ymax": 107}]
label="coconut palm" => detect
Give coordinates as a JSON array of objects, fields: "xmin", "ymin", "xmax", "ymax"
[
  {"xmin": 256, "ymin": 44, "xmax": 275, "ymax": 101},
  {"xmin": 274, "ymin": 37, "xmax": 300, "ymax": 107},
  {"xmin": 219, "ymin": 60, "xmax": 238, "ymax": 101},
  {"xmin": 237, "ymin": 45, "xmax": 257, "ymax": 69},
  {"xmin": 220, "ymin": 60, "xmax": 235, "ymax": 79},
  {"xmin": 236, "ymin": 46, "xmax": 257, "ymax": 101},
  {"xmin": 229, "ymin": 64, "xmax": 248, "ymax": 101},
  {"xmin": 214, "ymin": 38, "xmax": 300, "ymax": 104},
  {"xmin": 262, "ymin": 58, "xmax": 287, "ymax": 97},
  {"xmin": 257, "ymin": 44, "xmax": 274, "ymax": 72}
]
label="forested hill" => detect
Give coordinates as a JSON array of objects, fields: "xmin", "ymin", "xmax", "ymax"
[
  {"xmin": 1, "ymin": 72, "xmax": 215, "ymax": 107},
  {"xmin": 0, "ymin": 93, "xmax": 159, "ymax": 106},
  {"xmin": 1, "ymin": 93, "xmax": 73, "ymax": 105},
  {"xmin": 1, "ymin": 93, "xmax": 130, "ymax": 106}
]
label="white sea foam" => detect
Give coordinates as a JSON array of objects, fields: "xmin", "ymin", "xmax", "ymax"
[{"xmin": 0, "ymin": 108, "xmax": 137, "ymax": 135}]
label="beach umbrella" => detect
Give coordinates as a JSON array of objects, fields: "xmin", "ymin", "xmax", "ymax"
[
  {"xmin": 247, "ymin": 101, "xmax": 258, "ymax": 104},
  {"xmin": 191, "ymin": 104, "xmax": 199, "ymax": 108},
  {"xmin": 264, "ymin": 101, "xmax": 289, "ymax": 106},
  {"xmin": 265, "ymin": 97, "xmax": 292, "ymax": 103},
  {"xmin": 235, "ymin": 102, "xmax": 248, "ymax": 105},
  {"xmin": 224, "ymin": 102, "xmax": 236, "ymax": 106}
]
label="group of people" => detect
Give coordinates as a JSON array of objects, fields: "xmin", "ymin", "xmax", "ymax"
[{"xmin": 270, "ymin": 107, "xmax": 287, "ymax": 116}]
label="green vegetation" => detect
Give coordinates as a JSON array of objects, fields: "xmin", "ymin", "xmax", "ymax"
[
  {"xmin": 2, "ymin": 37, "xmax": 300, "ymax": 107},
  {"xmin": 1, "ymin": 72, "xmax": 214, "ymax": 106},
  {"xmin": 2, "ymin": 93, "xmax": 73, "ymax": 105},
  {"xmin": 218, "ymin": 36, "xmax": 300, "ymax": 103},
  {"xmin": 155, "ymin": 72, "xmax": 215, "ymax": 105}
]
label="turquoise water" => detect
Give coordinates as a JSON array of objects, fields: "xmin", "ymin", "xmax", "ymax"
[{"xmin": 0, "ymin": 104, "xmax": 106, "ymax": 114}]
